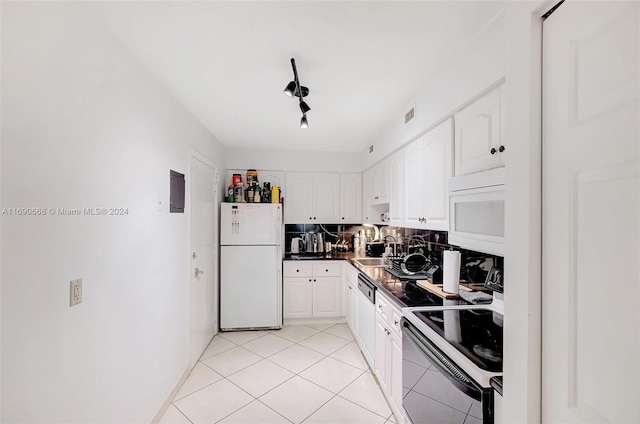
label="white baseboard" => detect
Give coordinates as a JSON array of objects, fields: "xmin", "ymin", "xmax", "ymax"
[
  {"xmin": 150, "ymin": 367, "xmax": 189, "ymax": 424},
  {"xmin": 283, "ymin": 317, "xmax": 346, "ymax": 326}
]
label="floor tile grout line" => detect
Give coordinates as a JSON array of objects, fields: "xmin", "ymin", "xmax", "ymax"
[
  {"xmin": 298, "ymin": 392, "xmax": 339, "ymax": 424},
  {"xmin": 295, "ymin": 367, "xmax": 367, "ymax": 397},
  {"xmin": 253, "ymin": 398, "xmax": 296, "ymax": 424},
  {"xmin": 209, "ymin": 375, "xmax": 289, "ymax": 424},
  {"xmin": 172, "ymin": 360, "xmax": 226, "ymax": 402},
  {"xmin": 172, "ymin": 401, "xmax": 195, "ymax": 424},
  {"xmin": 335, "ymin": 393, "xmax": 394, "ymax": 421}
]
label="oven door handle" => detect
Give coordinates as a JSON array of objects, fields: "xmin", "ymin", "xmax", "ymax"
[{"xmin": 402, "ymin": 319, "xmax": 483, "ymax": 400}]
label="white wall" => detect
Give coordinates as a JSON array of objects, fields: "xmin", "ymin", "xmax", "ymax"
[
  {"xmin": 362, "ymin": 11, "xmax": 506, "ymax": 169},
  {"xmin": 502, "ymin": 2, "xmax": 547, "ymax": 422},
  {"xmin": 1, "ymin": 2, "xmax": 224, "ymax": 423},
  {"xmin": 225, "ymin": 148, "xmax": 363, "ymax": 173}
]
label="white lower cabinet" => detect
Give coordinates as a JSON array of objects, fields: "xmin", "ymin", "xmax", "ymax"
[
  {"xmin": 283, "ymin": 261, "xmax": 342, "ymax": 319},
  {"xmin": 345, "ymin": 264, "xmax": 359, "ymax": 333},
  {"xmin": 374, "ymin": 291, "xmax": 403, "ymax": 419}
]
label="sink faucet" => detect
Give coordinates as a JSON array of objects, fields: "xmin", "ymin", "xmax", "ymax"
[{"xmin": 382, "ymin": 235, "xmax": 398, "ymax": 257}]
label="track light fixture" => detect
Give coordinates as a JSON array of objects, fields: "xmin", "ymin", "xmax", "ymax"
[{"xmin": 283, "ymin": 57, "xmax": 310, "ymax": 128}]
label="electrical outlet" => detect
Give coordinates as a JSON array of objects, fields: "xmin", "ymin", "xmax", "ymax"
[{"xmin": 70, "ymin": 278, "xmax": 82, "ymax": 307}]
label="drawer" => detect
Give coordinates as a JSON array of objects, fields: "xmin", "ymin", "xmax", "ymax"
[
  {"xmin": 390, "ymin": 307, "xmax": 402, "ymax": 336},
  {"xmin": 283, "ymin": 261, "xmax": 314, "ymax": 277},
  {"xmin": 312, "ymin": 262, "xmax": 342, "ymax": 277},
  {"xmin": 375, "ymin": 294, "xmax": 389, "ymax": 319}
]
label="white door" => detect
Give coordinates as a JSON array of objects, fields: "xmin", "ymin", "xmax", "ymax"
[
  {"xmin": 313, "ymin": 173, "xmax": 340, "ymax": 223},
  {"xmin": 312, "ymin": 277, "xmax": 341, "ymax": 317},
  {"xmin": 285, "ymin": 172, "xmax": 313, "ymax": 223},
  {"xmin": 339, "ymin": 173, "xmax": 362, "ymax": 223},
  {"xmin": 542, "ymin": 2, "xmax": 639, "ymax": 423},
  {"xmin": 454, "ymin": 87, "xmax": 503, "ymax": 176},
  {"xmin": 362, "ymin": 167, "xmax": 375, "ymax": 223},
  {"xmin": 403, "ymin": 137, "xmax": 426, "ymax": 228},
  {"xmin": 220, "ymin": 245, "xmax": 281, "ymax": 329},
  {"xmin": 388, "ymin": 150, "xmax": 404, "ymax": 226},
  {"xmin": 424, "ymin": 118, "xmax": 452, "ymax": 231},
  {"xmin": 283, "ymin": 277, "xmax": 313, "ymax": 319},
  {"xmin": 189, "ymin": 155, "xmax": 218, "ymax": 368}
]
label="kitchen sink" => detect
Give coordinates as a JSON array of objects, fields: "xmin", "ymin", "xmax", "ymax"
[{"xmin": 354, "ymin": 258, "xmax": 387, "ymax": 267}]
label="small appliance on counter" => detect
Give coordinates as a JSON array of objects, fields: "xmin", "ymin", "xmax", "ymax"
[
  {"xmin": 366, "ymin": 242, "xmax": 385, "ymax": 257},
  {"xmin": 290, "ymin": 237, "xmax": 303, "ymax": 254},
  {"xmin": 304, "ymin": 231, "xmax": 325, "ymax": 255}
]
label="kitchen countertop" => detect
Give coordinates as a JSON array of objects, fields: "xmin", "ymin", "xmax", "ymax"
[
  {"xmin": 284, "ymin": 252, "xmax": 469, "ymax": 308},
  {"xmin": 283, "ymin": 252, "xmax": 358, "ymax": 261}
]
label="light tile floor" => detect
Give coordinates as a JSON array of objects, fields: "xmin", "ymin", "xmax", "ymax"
[{"xmin": 160, "ymin": 324, "xmax": 397, "ymax": 424}]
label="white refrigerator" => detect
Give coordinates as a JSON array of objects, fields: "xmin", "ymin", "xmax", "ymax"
[{"xmin": 220, "ymin": 203, "xmax": 282, "ymax": 331}]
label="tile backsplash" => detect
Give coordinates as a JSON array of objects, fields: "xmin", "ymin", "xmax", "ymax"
[{"xmin": 284, "ymin": 223, "xmax": 503, "ymax": 288}]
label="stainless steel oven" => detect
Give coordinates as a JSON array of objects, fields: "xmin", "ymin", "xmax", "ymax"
[{"xmin": 401, "ymin": 306, "xmax": 503, "ymax": 424}]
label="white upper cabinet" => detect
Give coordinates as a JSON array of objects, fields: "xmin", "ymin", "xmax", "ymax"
[
  {"xmin": 285, "ymin": 173, "xmax": 314, "ymax": 223},
  {"xmin": 370, "ymin": 159, "xmax": 390, "ymax": 205},
  {"xmin": 403, "ymin": 137, "xmax": 426, "ymax": 229},
  {"xmin": 454, "ymin": 86, "xmax": 505, "ymax": 176},
  {"xmin": 362, "ymin": 167, "xmax": 375, "ymax": 224},
  {"xmin": 285, "ymin": 172, "xmax": 361, "ymax": 224},
  {"xmin": 339, "ymin": 173, "xmax": 362, "ymax": 223},
  {"xmin": 424, "ymin": 119, "xmax": 453, "ymax": 230},
  {"xmin": 285, "ymin": 172, "xmax": 339, "ymax": 223},
  {"xmin": 403, "ymin": 119, "xmax": 453, "ymax": 230},
  {"xmin": 388, "ymin": 150, "xmax": 404, "ymax": 226},
  {"xmin": 312, "ymin": 173, "xmax": 340, "ymax": 222}
]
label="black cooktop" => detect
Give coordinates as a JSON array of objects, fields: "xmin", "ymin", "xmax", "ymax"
[
  {"xmin": 413, "ymin": 308, "xmax": 503, "ymax": 372},
  {"xmin": 378, "ymin": 279, "xmax": 456, "ymax": 308}
]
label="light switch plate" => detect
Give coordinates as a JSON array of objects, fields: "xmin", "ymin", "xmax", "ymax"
[{"xmin": 70, "ymin": 278, "xmax": 82, "ymax": 306}]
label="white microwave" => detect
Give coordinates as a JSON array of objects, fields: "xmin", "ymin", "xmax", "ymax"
[{"xmin": 448, "ymin": 167, "xmax": 505, "ymax": 256}]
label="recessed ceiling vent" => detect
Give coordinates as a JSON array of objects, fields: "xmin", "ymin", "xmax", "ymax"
[{"xmin": 405, "ymin": 107, "xmax": 415, "ymax": 124}]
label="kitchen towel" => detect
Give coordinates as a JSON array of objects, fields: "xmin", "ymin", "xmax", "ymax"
[{"xmin": 443, "ymin": 250, "xmax": 461, "ymax": 294}]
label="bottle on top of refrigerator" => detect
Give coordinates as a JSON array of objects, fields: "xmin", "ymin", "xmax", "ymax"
[
  {"xmin": 247, "ymin": 183, "xmax": 255, "ymax": 203},
  {"xmin": 271, "ymin": 186, "xmax": 279, "ymax": 203},
  {"xmin": 227, "ymin": 185, "xmax": 234, "ymax": 202},
  {"xmin": 235, "ymin": 184, "xmax": 244, "ymax": 203}
]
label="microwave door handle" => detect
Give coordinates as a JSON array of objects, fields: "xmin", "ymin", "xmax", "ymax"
[{"xmin": 403, "ymin": 321, "xmax": 483, "ymax": 400}]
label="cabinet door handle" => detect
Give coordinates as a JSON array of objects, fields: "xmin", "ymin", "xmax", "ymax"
[
  {"xmin": 394, "ymin": 320, "xmax": 399, "ymax": 325},
  {"xmin": 341, "ymin": 217, "xmax": 345, "ymax": 220},
  {"xmin": 499, "ymin": 145, "xmax": 505, "ymax": 152},
  {"xmin": 308, "ymin": 279, "xmax": 312, "ymax": 282},
  {"xmin": 313, "ymin": 279, "xmax": 316, "ymax": 282},
  {"xmin": 490, "ymin": 147, "xmax": 497, "ymax": 155}
]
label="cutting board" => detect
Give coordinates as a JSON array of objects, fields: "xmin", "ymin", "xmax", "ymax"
[{"xmin": 416, "ymin": 280, "xmax": 460, "ymax": 299}]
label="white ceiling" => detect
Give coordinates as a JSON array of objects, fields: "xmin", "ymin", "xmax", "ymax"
[{"xmin": 93, "ymin": 1, "xmax": 504, "ymax": 153}]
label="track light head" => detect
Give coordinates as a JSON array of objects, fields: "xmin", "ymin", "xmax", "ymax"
[
  {"xmin": 283, "ymin": 81, "xmax": 296, "ymax": 97},
  {"xmin": 299, "ymin": 101, "xmax": 311, "ymax": 114},
  {"xmin": 285, "ymin": 58, "xmax": 311, "ymax": 127}
]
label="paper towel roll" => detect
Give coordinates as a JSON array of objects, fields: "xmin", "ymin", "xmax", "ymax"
[{"xmin": 443, "ymin": 250, "xmax": 461, "ymax": 294}]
